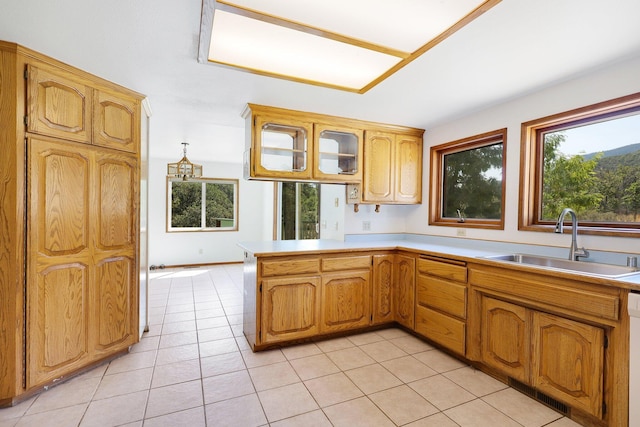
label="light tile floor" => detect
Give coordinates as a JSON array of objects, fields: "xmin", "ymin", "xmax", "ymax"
[{"xmin": 0, "ymin": 265, "xmax": 583, "ymax": 427}]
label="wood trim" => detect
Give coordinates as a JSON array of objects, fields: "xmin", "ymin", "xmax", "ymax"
[
  {"xmin": 358, "ymin": 0, "xmax": 502, "ymax": 94},
  {"xmin": 244, "ymin": 103, "xmax": 424, "ymax": 137},
  {"xmin": 429, "ymin": 128, "xmax": 507, "ymax": 230},
  {"xmin": 519, "ymin": 91, "xmax": 640, "ymax": 237}
]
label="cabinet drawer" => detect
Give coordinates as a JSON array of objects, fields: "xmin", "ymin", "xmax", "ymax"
[
  {"xmin": 322, "ymin": 255, "xmax": 371, "ymax": 272},
  {"xmin": 260, "ymin": 258, "xmax": 320, "ymax": 277},
  {"xmin": 415, "ymin": 305, "xmax": 465, "ymax": 355},
  {"xmin": 418, "ymin": 258, "xmax": 467, "ymax": 283},
  {"xmin": 416, "ymin": 275, "xmax": 466, "ymax": 319}
]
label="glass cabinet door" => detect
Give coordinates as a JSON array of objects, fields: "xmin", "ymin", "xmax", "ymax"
[
  {"xmin": 255, "ymin": 116, "xmax": 313, "ymax": 179},
  {"xmin": 314, "ymin": 124, "xmax": 363, "ymax": 182}
]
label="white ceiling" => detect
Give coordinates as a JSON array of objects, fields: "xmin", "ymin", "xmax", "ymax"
[{"xmin": 1, "ymin": 0, "xmax": 640, "ymax": 159}]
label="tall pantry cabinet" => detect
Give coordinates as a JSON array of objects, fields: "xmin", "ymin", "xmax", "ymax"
[{"xmin": 0, "ymin": 41, "xmax": 144, "ymax": 406}]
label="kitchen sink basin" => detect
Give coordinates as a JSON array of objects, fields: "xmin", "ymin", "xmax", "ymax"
[{"xmin": 483, "ymin": 253, "xmax": 640, "ymax": 278}]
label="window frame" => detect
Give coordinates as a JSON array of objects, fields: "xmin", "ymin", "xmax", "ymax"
[
  {"xmin": 429, "ymin": 128, "xmax": 507, "ymax": 229},
  {"xmin": 519, "ymin": 91, "xmax": 640, "ymax": 237},
  {"xmin": 166, "ymin": 177, "xmax": 239, "ymax": 232}
]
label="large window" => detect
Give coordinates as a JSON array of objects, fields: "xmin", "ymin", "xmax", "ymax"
[
  {"xmin": 520, "ymin": 92, "xmax": 640, "ymax": 236},
  {"xmin": 429, "ymin": 129, "xmax": 506, "ymax": 229},
  {"xmin": 167, "ymin": 177, "xmax": 238, "ymax": 232}
]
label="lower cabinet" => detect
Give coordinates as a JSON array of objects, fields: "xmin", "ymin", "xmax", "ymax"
[
  {"xmin": 479, "ymin": 296, "xmax": 605, "ymax": 419},
  {"xmin": 261, "ymin": 275, "xmax": 321, "ymax": 344},
  {"xmin": 532, "ymin": 311, "xmax": 604, "ymax": 418},
  {"xmin": 321, "ymin": 270, "xmax": 370, "ymax": 333},
  {"xmin": 415, "ymin": 256, "xmax": 467, "ymax": 355},
  {"xmin": 481, "ymin": 297, "xmax": 529, "ymax": 382},
  {"xmin": 394, "ymin": 254, "xmax": 415, "ymax": 329},
  {"xmin": 372, "ymin": 253, "xmax": 415, "ymax": 328}
]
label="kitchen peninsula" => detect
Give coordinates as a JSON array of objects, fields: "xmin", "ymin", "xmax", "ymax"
[{"xmin": 239, "ymin": 237, "xmax": 638, "ymax": 427}]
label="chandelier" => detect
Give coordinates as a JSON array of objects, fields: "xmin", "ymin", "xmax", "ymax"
[{"xmin": 167, "ymin": 142, "xmax": 203, "ymax": 181}]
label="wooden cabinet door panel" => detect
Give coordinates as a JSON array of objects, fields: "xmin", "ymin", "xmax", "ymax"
[
  {"xmin": 394, "ymin": 254, "xmax": 415, "ymax": 329},
  {"xmin": 416, "ymin": 275, "xmax": 466, "ymax": 319},
  {"xmin": 532, "ymin": 312, "xmax": 604, "ymax": 418},
  {"xmin": 417, "ymin": 258, "xmax": 467, "ymax": 283},
  {"xmin": 94, "ymin": 256, "xmax": 137, "ymax": 351},
  {"xmin": 31, "ymin": 141, "xmax": 90, "ymax": 257},
  {"xmin": 94, "ymin": 90, "xmax": 138, "ymax": 153},
  {"xmin": 253, "ymin": 115, "xmax": 313, "ymax": 180},
  {"xmin": 261, "ymin": 258, "xmax": 320, "ymax": 277},
  {"xmin": 415, "ymin": 305, "xmax": 465, "ymax": 355},
  {"xmin": 27, "ymin": 64, "xmax": 92, "ymax": 144},
  {"xmin": 321, "ymin": 271, "xmax": 370, "ymax": 333},
  {"xmin": 322, "ymin": 255, "xmax": 371, "ymax": 272},
  {"xmin": 395, "ymin": 135, "xmax": 422, "ymax": 204},
  {"xmin": 481, "ymin": 297, "xmax": 529, "ymax": 382},
  {"xmin": 372, "ymin": 255, "xmax": 394, "ymax": 325},
  {"xmin": 96, "ymin": 155, "xmax": 136, "ymax": 249},
  {"xmin": 28, "ymin": 263, "xmax": 90, "ymax": 387},
  {"xmin": 28, "ymin": 137, "xmax": 93, "ymax": 386},
  {"xmin": 362, "ymin": 131, "xmax": 394, "ymax": 202},
  {"xmin": 262, "ymin": 276, "xmax": 321, "ymax": 344}
]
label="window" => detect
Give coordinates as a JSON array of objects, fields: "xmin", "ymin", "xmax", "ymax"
[
  {"xmin": 429, "ymin": 129, "xmax": 506, "ymax": 229},
  {"xmin": 275, "ymin": 182, "xmax": 320, "ymax": 240},
  {"xmin": 520, "ymin": 92, "xmax": 640, "ymax": 236},
  {"xmin": 167, "ymin": 177, "xmax": 238, "ymax": 232}
]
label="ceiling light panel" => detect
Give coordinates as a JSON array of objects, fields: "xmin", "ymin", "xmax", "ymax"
[
  {"xmin": 204, "ymin": 0, "xmax": 500, "ymax": 92},
  {"xmin": 209, "ymin": 10, "xmax": 402, "ymax": 90},
  {"xmin": 220, "ymin": 0, "xmax": 488, "ymax": 52}
]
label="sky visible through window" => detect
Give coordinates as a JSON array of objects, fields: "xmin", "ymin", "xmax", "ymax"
[{"xmin": 556, "ymin": 112, "xmax": 640, "ymax": 156}]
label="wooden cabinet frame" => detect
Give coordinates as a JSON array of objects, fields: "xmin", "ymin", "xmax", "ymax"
[{"xmin": 0, "ymin": 41, "xmax": 143, "ymax": 406}]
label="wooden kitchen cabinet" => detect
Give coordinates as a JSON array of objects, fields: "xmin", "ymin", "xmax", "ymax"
[
  {"xmin": 480, "ymin": 296, "xmax": 529, "ymax": 383},
  {"xmin": 372, "ymin": 254, "xmax": 394, "ymax": 325},
  {"xmin": 321, "ymin": 270, "xmax": 371, "ymax": 333},
  {"xmin": 468, "ymin": 263, "xmax": 625, "ymax": 426},
  {"xmin": 415, "ymin": 256, "xmax": 467, "ymax": 355},
  {"xmin": 0, "ymin": 41, "xmax": 143, "ymax": 406},
  {"xmin": 27, "ymin": 137, "xmax": 139, "ymax": 386},
  {"xmin": 320, "ymin": 255, "xmax": 371, "ymax": 333},
  {"xmin": 479, "ymin": 295, "xmax": 604, "ymax": 418},
  {"xmin": 394, "ymin": 254, "xmax": 415, "ymax": 328},
  {"xmin": 243, "ymin": 104, "xmax": 423, "ymax": 188},
  {"xmin": 248, "ymin": 112, "xmax": 314, "ymax": 181},
  {"xmin": 362, "ymin": 130, "xmax": 423, "ymax": 204},
  {"xmin": 93, "ymin": 88, "xmax": 140, "ymax": 153},
  {"xmin": 27, "ymin": 63, "xmax": 93, "ymax": 144},
  {"xmin": 532, "ymin": 311, "xmax": 604, "ymax": 418},
  {"xmin": 248, "ymin": 254, "xmax": 373, "ymax": 349},
  {"xmin": 261, "ymin": 275, "xmax": 322, "ymax": 344},
  {"xmin": 313, "ymin": 123, "xmax": 363, "ymax": 182},
  {"xmin": 372, "ymin": 253, "xmax": 415, "ymax": 328}
]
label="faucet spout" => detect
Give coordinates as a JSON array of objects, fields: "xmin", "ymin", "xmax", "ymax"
[{"xmin": 555, "ymin": 208, "xmax": 589, "ymax": 261}]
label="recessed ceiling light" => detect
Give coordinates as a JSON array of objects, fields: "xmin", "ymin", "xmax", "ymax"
[{"xmin": 199, "ymin": 0, "xmax": 501, "ymax": 93}]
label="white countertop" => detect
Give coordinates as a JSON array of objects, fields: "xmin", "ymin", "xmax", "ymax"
[{"xmin": 238, "ymin": 239, "xmax": 640, "ymax": 289}]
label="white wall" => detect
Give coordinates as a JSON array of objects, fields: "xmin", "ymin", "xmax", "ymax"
[
  {"xmin": 148, "ymin": 125, "xmax": 273, "ymax": 266},
  {"xmin": 148, "ymin": 55, "xmax": 640, "ymax": 264},
  {"xmin": 400, "ymin": 54, "xmax": 640, "ymax": 255}
]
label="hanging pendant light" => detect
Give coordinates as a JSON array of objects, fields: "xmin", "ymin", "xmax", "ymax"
[{"xmin": 167, "ymin": 142, "xmax": 203, "ymax": 181}]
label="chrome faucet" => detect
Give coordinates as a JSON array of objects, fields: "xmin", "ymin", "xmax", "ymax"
[{"xmin": 554, "ymin": 208, "xmax": 589, "ymax": 261}]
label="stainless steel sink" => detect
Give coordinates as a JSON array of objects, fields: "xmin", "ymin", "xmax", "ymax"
[{"xmin": 483, "ymin": 253, "xmax": 640, "ymax": 278}]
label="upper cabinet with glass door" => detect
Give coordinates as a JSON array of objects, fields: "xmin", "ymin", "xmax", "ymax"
[
  {"xmin": 253, "ymin": 114, "xmax": 313, "ymax": 180},
  {"xmin": 314, "ymin": 123, "xmax": 363, "ymax": 182},
  {"xmin": 243, "ymin": 104, "xmax": 423, "ymax": 191},
  {"xmin": 243, "ymin": 104, "xmax": 364, "ymax": 183}
]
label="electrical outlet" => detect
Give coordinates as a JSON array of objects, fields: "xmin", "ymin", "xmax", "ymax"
[
  {"xmin": 198, "ymin": 248, "xmax": 204, "ymax": 254},
  {"xmin": 334, "ymin": 197, "xmax": 339, "ymax": 207},
  {"xmin": 456, "ymin": 228, "xmax": 466, "ymax": 237},
  {"xmin": 362, "ymin": 221, "xmax": 371, "ymax": 231}
]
